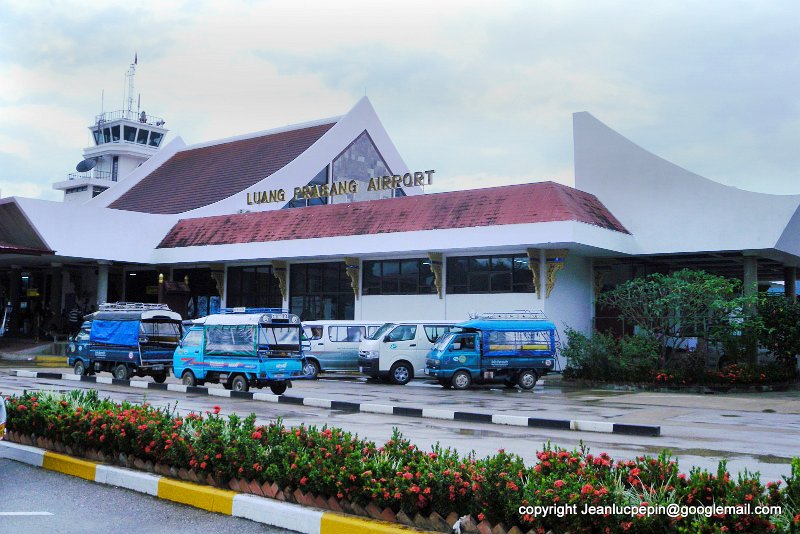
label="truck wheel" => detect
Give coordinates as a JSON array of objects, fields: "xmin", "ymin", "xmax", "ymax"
[
  {"xmin": 181, "ymin": 370, "xmax": 196, "ymax": 386},
  {"xmin": 230, "ymin": 375, "xmax": 249, "ymax": 392},
  {"xmin": 152, "ymin": 372, "xmax": 167, "ymax": 384},
  {"xmin": 73, "ymin": 360, "xmax": 88, "ymax": 376},
  {"xmin": 303, "ymin": 360, "xmax": 320, "ymax": 379},
  {"xmin": 389, "ymin": 362, "xmax": 412, "ymax": 385},
  {"xmin": 451, "ymin": 370, "xmax": 472, "ymax": 390},
  {"xmin": 517, "ymin": 370, "xmax": 538, "ymax": 390},
  {"xmin": 269, "ymin": 382, "xmax": 288, "ymax": 395},
  {"xmin": 113, "ymin": 364, "xmax": 130, "ymax": 381}
]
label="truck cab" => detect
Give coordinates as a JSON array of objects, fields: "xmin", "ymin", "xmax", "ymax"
[
  {"xmin": 67, "ymin": 302, "xmax": 182, "ymax": 382},
  {"xmin": 173, "ymin": 308, "xmax": 304, "ymax": 395},
  {"xmin": 425, "ymin": 311, "xmax": 557, "ymax": 390}
]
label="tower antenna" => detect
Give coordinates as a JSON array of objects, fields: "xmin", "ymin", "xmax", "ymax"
[{"xmin": 124, "ymin": 53, "xmax": 138, "ymax": 118}]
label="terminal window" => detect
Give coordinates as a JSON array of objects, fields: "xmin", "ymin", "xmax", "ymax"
[
  {"xmin": 362, "ymin": 259, "xmax": 435, "ymax": 295},
  {"xmin": 446, "ymin": 254, "xmax": 534, "ymax": 294}
]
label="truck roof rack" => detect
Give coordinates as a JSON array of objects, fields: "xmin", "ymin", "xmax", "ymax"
[
  {"xmin": 470, "ymin": 310, "xmax": 549, "ymax": 320},
  {"xmin": 219, "ymin": 307, "xmax": 288, "ymax": 314},
  {"xmin": 98, "ymin": 302, "xmax": 172, "ymax": 312}
]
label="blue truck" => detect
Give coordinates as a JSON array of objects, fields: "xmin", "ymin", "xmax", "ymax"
[
  {"xmin": 424, "ymin": 312, "xmax": 558, "ymax": 390},
  {"xmin": 68, "ymin": 303, "xmax": 183, "ymax": 382},
  {"xmin": 173, "ymin": 308, "xmax": 305, "ymax": 395}
]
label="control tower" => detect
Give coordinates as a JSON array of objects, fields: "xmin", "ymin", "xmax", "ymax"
[{"xmin": 53, "ymin": 55, "xmax": 168, "ymax": 203}]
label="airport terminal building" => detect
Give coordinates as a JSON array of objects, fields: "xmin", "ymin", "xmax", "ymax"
[{"xmin": 1, "ymin": 96, "xmax": 799, "ymax": 338}]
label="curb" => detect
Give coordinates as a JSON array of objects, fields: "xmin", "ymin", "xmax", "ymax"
[
  {"xmin": 0, "ymin": 440, "xmax": 429, "ymax": 534},
  {"xmin": 14, "ymin": 370, "xmax": 661, "ymax": 437}
]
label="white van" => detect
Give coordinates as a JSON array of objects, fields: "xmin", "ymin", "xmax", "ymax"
[
  {"xmin": 358, "ymin": 321, "xmax": 458, "ymax": 385},
  {"xmin": 302, "ymin": 320, "xmax": 386, "ymax": 378}
]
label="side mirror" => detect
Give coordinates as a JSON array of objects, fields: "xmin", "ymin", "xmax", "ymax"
[
  {"xmin": 383, "ymin": 335, "xmax": 391, "ymax": 343},
  {"xmin": 178, "ymin": 340, "xmax": 183, "ymax": 348}
]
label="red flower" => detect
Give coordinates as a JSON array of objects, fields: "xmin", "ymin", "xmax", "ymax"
[
  {"xmin": 299, "ymin": 476, "xmax": 308, "ymax": 485},
  {"xmin": 200, "ymin": 461, "xmax": 207, "ymax": 469},
  {"xmin": 251, "ymin": 431, "xmax": 262, "ymax": 439},
  {"xmin": 212, "ymin": 406, "xmax": 221, "ymax": 414},
  {"xmin": 477, "ymin": 513, "xmax": 486, "ymax": 522}
]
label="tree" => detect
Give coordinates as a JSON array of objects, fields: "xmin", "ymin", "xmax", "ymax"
[
  {"xmin": 757, "ymin": 295, "xmax": 800, "ymax": 367},
  {"xmin": 596, "ymin": 269, "xmax": 754, "ymax": 362}
]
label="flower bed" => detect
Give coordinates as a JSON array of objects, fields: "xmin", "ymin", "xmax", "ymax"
[{"xmin": 5, "ymin": 390, "xmax": 800, "ymax": 533}]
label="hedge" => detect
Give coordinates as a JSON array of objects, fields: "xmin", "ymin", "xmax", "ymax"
[{"xmin": 5, "ymin": 390, "xmax": 800, "ymax": 533}]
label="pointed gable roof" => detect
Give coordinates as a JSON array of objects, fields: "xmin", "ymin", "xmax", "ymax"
[
  {"xmin": 157, "ymin": 181, "xmax": 629, "ymax": 249},
  {"xmin": 108, "ymin": 121, "xmax": 336, "ymax": 214}
]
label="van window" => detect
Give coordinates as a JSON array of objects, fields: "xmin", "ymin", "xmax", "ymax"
[
  {"xmin": 367, "ymin": 325, "xmax": 381, "ymax": 337},
  {"xmin": 140, "ymin": 321, "xmax": 182, "ymax": 345},
  {"xmin": 259, "ymin": 326, "xmax": 301, "ymax": 348},
  {"xmin": 303, "ymin": 326, "xmax": 323, "ymax": 340},
  {"xmin": 386, "ymin": 325, "xmax": 417, "ymax": 342},
  {"xmin": 328, "ymin": 326, "xmax": 366, "ymax": 342},
  {"xmin": 205, "ymin": 325, "xmax": 255, "ymax": 355},
  {"xmin": 368, "ymin": 323, "xmax": 395, "ymax": 340},
  {"xmin": 182, "ymin": 329, "xmax": 203, "ymax": 346},
  {"xmin": 76, "ymin": 325, "xmax": 91, "ymax": 342},
  {"xmin": 424, "ymin": 325, "xmax": 453, "ymax": 343}
]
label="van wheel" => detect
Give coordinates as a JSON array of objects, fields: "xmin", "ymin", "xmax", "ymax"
[
  {"xmin": 230, "ymin": 375, "xmax": 249, "ymax": 392},
  {"xmin": 517, "ymin": 370, "xmax": 538, "ymax": 390},
  {"xmin": 269, "ymin": 382, "xmax": 288, "ymax": 395},
  {"xmin": 152, "ymin": 372, "xmax": 167, "ymax": 384},
  {"xmin": 73, "ymin": 360, "xmax": 88, "ymax": 376},
  {"xmin": 303, "ymin": 360, "xmax": 320, "ymax": 379},
  {"xmin": 451, "ymin": 370, "xmax": 472, "ymax": 390},
  {"xmin": 181, "ymin": 370, "xmax": 196, "ymax": 387},
  {"xmin": 113, "ymin": 364, "xmax": 130, "ymax": 381},
  {"xmin": 389, "ymin": 362, "xmax": 412, "ymax": 385}
]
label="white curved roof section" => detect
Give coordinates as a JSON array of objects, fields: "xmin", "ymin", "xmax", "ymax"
[
  {"xmin": 573, "ymin": 112, "xmax": 800, "ymax": 264},
  {"xmin": 183, "ymin": 96, "xmax": 413, "ymax": 218}
]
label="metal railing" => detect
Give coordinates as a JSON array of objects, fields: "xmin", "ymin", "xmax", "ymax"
[
  {"xmin": 94, "ymin": 109, "xmax": 166, "ymax": 127},
  {"xmin": 98, "ymin": 302, "xmax": 171, "ymax": 312},
  {"xmin": 67, "ymin": 170, "xmax": 115, "ymax": 182}
]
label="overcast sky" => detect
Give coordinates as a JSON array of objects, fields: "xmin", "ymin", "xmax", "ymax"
[{"xmin": 1, "ymin": 0, "xmax": 798, "ymax": 201}]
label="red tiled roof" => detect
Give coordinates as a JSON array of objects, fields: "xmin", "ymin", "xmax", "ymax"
[
  {"xmin": 0, "ymin": 241, "xmax": 53, "ymax": 255},
  {"xmin": 109, "ymin": 122, "xmax": 336, "ymax": 214},
  {"xmin": 157, "ymin": 182, "xmax": 629, "ymax": 249}
]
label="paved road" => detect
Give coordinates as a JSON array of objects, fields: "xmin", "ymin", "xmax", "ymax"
[
  {"xmin": 1, "ymin": 368, "xmax": 798, "ymax": 483},
  {"xmin": 0, "ymin": 458, "xmax": 295, "ymax": 534}
]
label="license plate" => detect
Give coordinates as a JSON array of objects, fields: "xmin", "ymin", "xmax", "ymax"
[
  {"xmin": 273, "ymin": 373, "xmax": 285, "ymax": 379},
  {"xmin": 219, "ymin": 373, "xmax": 228, "ymax": 381},
  {"xmin": 151, "ymin": 365, "xmax": 164, "ymax": 371}
]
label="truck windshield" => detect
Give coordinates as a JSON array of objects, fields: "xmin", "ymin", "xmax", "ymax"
[
  {"xmin": 259, "ymin": 325, "xmax": 301, "ymax": 350},
  {"xmin": 432, "ymin": 332, "xmax": 455, "ymax": 352},
  {"xmin": 367, "ymin": 322, "xmax": 396, "ymax": 340}
]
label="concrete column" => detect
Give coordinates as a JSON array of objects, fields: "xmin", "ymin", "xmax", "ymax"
[
  {"xmin": 50, "ymin": 263, "xmax": 63, "ymax": 314},
  {"xmin": 743, "ymin": 256, "xmax": 758, "ymax": 299},
  {"xmin": 785, "ymin": 266, "xmax": 797, "ymax": 300},
  {"xmin": 8, "ymin": 267, "xmax": 20, "ymax": 334},
  {"xmin": 96, "ymin": 262, "xmax": 110, "ymax": 305}
]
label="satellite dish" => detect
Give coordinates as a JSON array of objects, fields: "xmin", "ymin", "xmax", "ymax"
[{"xmin": 75, "ymin": 158, "xmax": 98, "ymax": 172}]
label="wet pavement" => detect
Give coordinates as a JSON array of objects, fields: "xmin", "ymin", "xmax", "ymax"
[{"xmin": 1, "ymin": 367, "xmax": 798, "ymax": 483}]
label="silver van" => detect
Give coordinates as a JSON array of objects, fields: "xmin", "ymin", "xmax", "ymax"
[{"xmin": 301, "ymin": 320, "xmax": 386, "ymax": 378}]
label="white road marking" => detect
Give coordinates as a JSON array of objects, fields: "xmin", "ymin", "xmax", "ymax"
[{"xmin": 0, "ymin": 511, "xmax": 53, "ymax": 516}]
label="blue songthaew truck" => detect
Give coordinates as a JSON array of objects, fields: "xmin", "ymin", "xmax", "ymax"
[
  {"xmin": 173, "ymin": 308, "xmax": 305, "ymax": 395},
  {"xmin": 68, "ymin": 302, "xmax": 183, "ymax": 382},
  {"xmin": 424, "ymin": 311, "xmax": 558, "ymax": 390}
]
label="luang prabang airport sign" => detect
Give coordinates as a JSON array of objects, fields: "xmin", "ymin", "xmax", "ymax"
[{"xmin": 246, "ymin": 170, "xmax": 435, "ymax": 206}]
